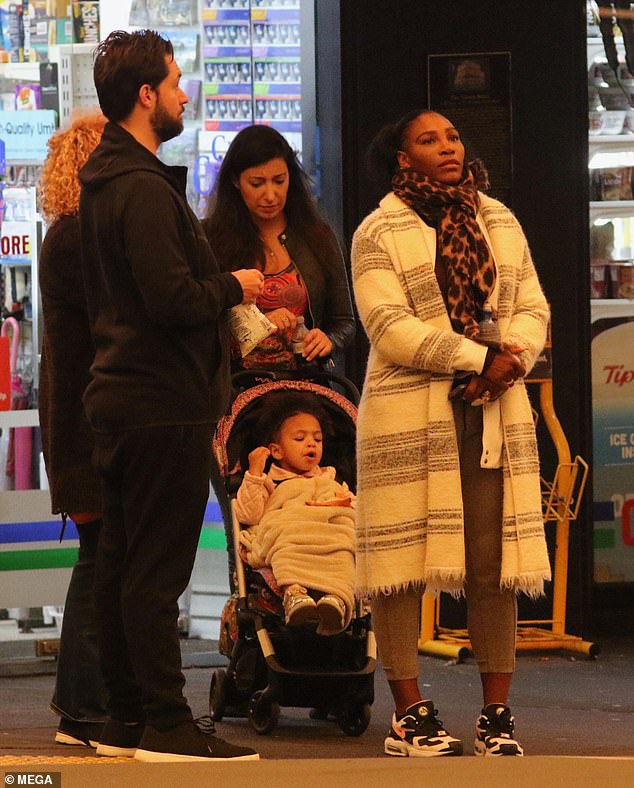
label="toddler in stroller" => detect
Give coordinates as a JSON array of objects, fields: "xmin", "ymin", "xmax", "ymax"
[
  {"xmin": 235, "ymin": 390, "xmax": 356, "ymax": 636},
  {"xmin": 210, "ymin": 376, "xmax": 376, "ymax": 736}
]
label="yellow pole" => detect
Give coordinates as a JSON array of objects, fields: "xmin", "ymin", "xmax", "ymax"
[
  {"xmin": 419, "ymin": 592, "xmax": 436, "ymax": 643},
  {"xmin": 539, "ymin": 379, "xmax": 572, "ymax": 635}
]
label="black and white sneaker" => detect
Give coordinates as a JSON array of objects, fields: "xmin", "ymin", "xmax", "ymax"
[
  {"xmin": 55, "ymin": 718, "xmax": 104, "ymax": 748},
  {"xmin": 134, "ymin": 717, "xmax": 260, "ymax": 762},
  {"xmin": 96, "ymin": 719, "xmax": 144, "ymax": 758},
  {"xmin": 474, "ymin": 703, "xmax": 524, "ymax": 756},
  {"xmin": 384, "ymin": 700, "xmax": 463, "ymax": 757}
]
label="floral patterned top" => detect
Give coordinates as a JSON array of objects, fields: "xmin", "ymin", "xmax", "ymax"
[{"xmin": 239, "ymin": 261, "xmax": 309, "ymax": 370}]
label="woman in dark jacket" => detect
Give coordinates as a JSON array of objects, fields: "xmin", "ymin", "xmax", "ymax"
[
  {"xmin": 203, "ymin": 124, "xmax": 355, "ymax": 372},
  {"xmin": 38, "ymin": 110, "xmax": 108, "ymax": 748}
]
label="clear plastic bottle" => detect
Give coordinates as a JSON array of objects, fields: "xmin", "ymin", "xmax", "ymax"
[
  {"xmin": 291, "ymin": 315, "xmax": 308, "ymax": 358},
  {"xmin": 476, "ymin": 301, "xmax": 501, "ymax": 347}
]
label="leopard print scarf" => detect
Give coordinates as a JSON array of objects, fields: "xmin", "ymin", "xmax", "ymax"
[{"xmin": 392, "ymin": 160, "xmax": 495, "ymax": 336}]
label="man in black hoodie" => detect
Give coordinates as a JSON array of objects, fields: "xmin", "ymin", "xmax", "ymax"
[{"xmin": 78, "ymin": 29, "xmax": 263, "ymax": 762}]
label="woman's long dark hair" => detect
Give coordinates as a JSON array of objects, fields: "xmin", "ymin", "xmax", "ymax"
[{"xmin": 203, "ymin": 125, "xmax": 334, "ymax": 271}]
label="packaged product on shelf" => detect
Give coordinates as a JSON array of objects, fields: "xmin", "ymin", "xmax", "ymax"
[
  {"xmin": 131, "ymin": 0, "xmax": 197, "ymax": 27},
  {"xmin": 129, "ymin": 0, "xmax": 149, "ymax": 26},
  {"xmin": 590, "ymin": 260, "xmax": 609, "ymax": 299},
  {"xmin": 257, "ymin": 1, "xmax": 300, "ymax": 7},
  {"xmin": 587, "ymin": 0, "xmax": 600, "ymax": 37},
  {"xmin": 607, "ymin": 260, "xmax": 628, "ymax": 298},
  {"xmin": 614, "ymin": 261, "xmax": 634, "ymax": 299},
  {"xmin": 72, "ymin": 0, "xmax": 99, "ymax": 44},
  {"xmin": 15, "ymin": 83, "xmax": 41, "ymax": 110},
  {"xmin": 601, "ymin": 109, "xmax": 626, "ymax": 134},
  {"xmin": 204, "ymin": 58, "xmax": 251, "ymax": 83},
  {"xmin": 253, "ymin": 57, "xmax": 300, "ymax": 83},
  {"xmin": 253, "ymin": 95, "xmax": 300, "ymax": 121},
  {"xmin": 252, "ymin": 21, "xmax": 300, "ymax": 47},
  {"xmin": 599, "ymin": 166, "xmax": 633, "ymax": 201},
  {"xmin": 26, "ymin": 0, "xmax": 54, "ymax": 61},
  {"xmin": 2, "ymin": 1, "xmax": 24, "ymax": 61},
  {"xmin": 181, "ymin": 78, "xmax": 201, "ymax": 119},
  {"xmin": 625, "ymin": 108, "xmax": 634, "ymax": 134},
  {"xmin": 203, "ymin": 21, "xmax": 250, "ymax": 47},
  {"xmin": 204, "ymin": 0, "xmax": 249, "ymax": 9},
  {"xmin": 164, "ymin": 30, "xmax": 199, "ymax": 73},
  {"xmin": 205, "ymin": 94, "xmax": 251, "ymax": 122},
  {"xmin": 39, "ymin": 62, "xmax": 59, "ymax": 116}
]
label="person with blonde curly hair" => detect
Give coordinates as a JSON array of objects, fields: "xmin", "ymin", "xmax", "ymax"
[
  {"xmin": 38, "ymin": 109, "xmax": 108, "ymax": 749},
  {"xmin": 38, "ymin": 110, "xmax": 106, "ymax": 223}
]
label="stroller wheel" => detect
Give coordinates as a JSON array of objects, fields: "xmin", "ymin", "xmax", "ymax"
[
  {"xmin": 337, "ymin": 702, "xmax": 371, "ymax": 737},
  {"xmin": 248, "ymin": 690, "xmax": 280, "ymax": 735},
  {"xmin": 209, "ymin": 668, "xmax": 227, "ymax": 722}
]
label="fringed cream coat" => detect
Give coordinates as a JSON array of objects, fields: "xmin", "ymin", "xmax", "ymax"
[{"xmin": 351, "ymin": 192, "xmax": 551, "ymax": 599}]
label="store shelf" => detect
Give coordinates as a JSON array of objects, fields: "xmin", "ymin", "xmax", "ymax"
[
  {"xmin": 47, "ymin": 43, "xmax": 99, "ymax": 126},
  {"xmin": 587, "ymin": 36, "xmax": 624, "ymax": 64},
  {"xmin": 0, "ymin": 62, "xmax": 41, "ymax": 82},
  {"xmin": 591, "ymin": 298, "xmax": 634, "ymax": 322},
  {"xmin": 590, "ymin": 200, "xmax": 634, "ymax": 220},
  {"xmin": 589, "ymin": 135, "xmax": 634, "ymax": 155},
  {"xmin": 0, "ymin": 410, "xmax": 39, "ymax": 429}
]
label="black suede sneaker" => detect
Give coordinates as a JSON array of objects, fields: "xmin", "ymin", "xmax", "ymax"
[
  {"xmin": 55, "ymin": 718, "xmax": 104, "ymax": 748},
  {"xmin": 474, "ymin": 703, "xmax": 524, "ymax": 756},
  {"xmin": 384, "ymin": 700, "xmax": 463, "ymax": 757},
  {"xmin": 96, "ymin": 719, "xmax": 144, "ymax": 758},
  {"xmin": 134, "ymin": 717, "xmax": 260, "ymax": 762}
]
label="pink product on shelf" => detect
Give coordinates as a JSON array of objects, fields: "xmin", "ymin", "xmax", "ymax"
[
  {"xmin": 0, "ymin": 318, "xmax": 32, "ymax": 490},
  {"xmin": 591, "ymin": 261, "xmax": 609, "ymax": 299}
]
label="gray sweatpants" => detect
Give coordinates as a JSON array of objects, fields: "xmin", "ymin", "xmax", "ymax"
[{"xmin": 371, "ymin": 399, "xmax": 517, "ymax": 679}]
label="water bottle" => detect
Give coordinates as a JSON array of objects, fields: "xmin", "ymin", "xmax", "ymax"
[
  {"xmin": 475, "ymin": 301, "xmax": 501, "ymax": 348},
  {"xmin": 450, "ymin": 302, "xmax": 500, "ymax": 402},
  {"xmin": 291, "ymin": 316, "xmax": 309, "ymax": 363}
]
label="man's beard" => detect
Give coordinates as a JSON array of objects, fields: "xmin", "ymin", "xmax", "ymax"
[{"xmin": 151, "ymin": 101, "xmax": 183, "ymax": 143}]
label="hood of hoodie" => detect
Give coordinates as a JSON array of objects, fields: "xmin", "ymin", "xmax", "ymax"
[{"xmin": 79, "ymin": 121, "xmax": 188, "ymax": 196}]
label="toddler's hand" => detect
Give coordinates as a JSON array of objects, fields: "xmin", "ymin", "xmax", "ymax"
[
  {"xmin": 239, "ymin": 529, "xmax": 255, "ymax": 547},
  {"xmin": 248, "ymin": 446, "xmax": 270, "ymax": 476}
]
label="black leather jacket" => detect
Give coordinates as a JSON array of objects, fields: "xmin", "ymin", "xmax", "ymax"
[{"xmin": 280, "ymin": 224, "xmax": 355, "ymax": 354}]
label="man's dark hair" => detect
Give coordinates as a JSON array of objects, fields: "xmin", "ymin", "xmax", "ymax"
[{"xmin": 93, "ymin": 29, "xmax": 174, "ymax": 122}]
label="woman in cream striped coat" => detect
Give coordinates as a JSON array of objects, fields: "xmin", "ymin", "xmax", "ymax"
[{"xmin": 352, "ymin": 110, "xmax": 550, "ymax": 759}]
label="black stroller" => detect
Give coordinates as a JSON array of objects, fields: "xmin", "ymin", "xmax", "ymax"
[{"xmin": 209, "ymin": 370, "xmax": 376, "ymax": 737}]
